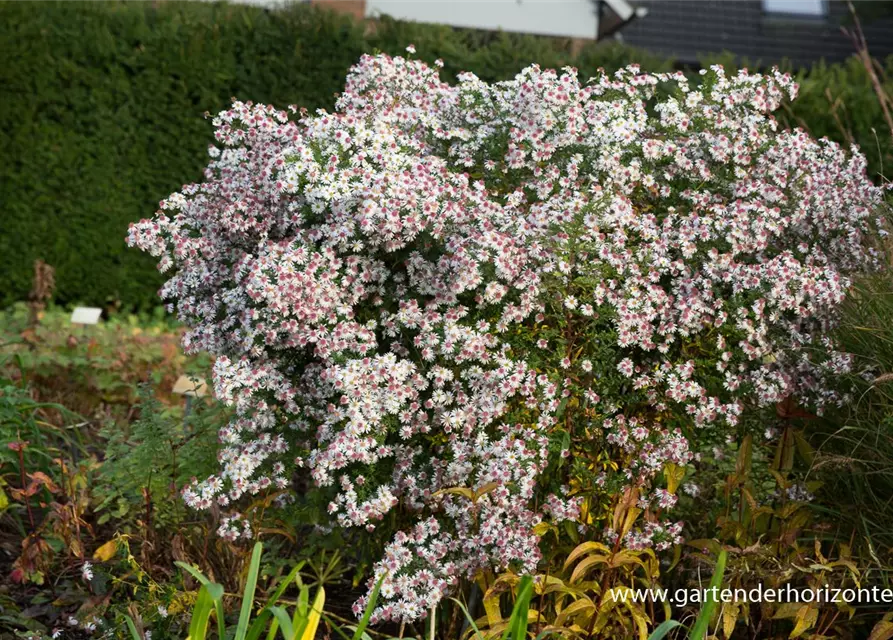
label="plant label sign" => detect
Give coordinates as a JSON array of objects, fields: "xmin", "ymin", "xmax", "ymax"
[
  {"xmin": 70, "ymin": 307, "xmax": 102, "ymax": 325},
  {"xmin": 172, "ymin": 375, "xmax": 208, "ymax": 398}
]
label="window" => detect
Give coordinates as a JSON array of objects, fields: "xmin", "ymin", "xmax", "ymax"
[{"xmin": 762, "ymin": 0, "xmax": 828, "ymax": 17}]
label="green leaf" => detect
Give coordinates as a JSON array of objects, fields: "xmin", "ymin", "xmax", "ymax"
[
  {"xmin": 268, "ymin": 562, "xmax": 305, "ymax": 608},
  {"xmin": 502, "ymin": 575, "xmax": 534, "ymax": 640},
  {"xmin": 648, "ymin": 620, "xmax": 684, "ymax": 640},
  {"xmin": 322, "ymin": 613, "xmax": 354, "ymax": 640},
  {"xmin": 207, "ymin": 582, "xmax": 226, "ymax": 640},
  {"xmin": 247, "ymin": 562, "xmax": 306, "ymax": 640},
  {"xmin": 124, "ymin": 614, "xmax": 142, "ymax": 640},
  {"xmin": 352, "ymin": 572, "xmax": 387, "ymax": 640},
  {"xmin": 176, "ymin": 560, "xmax": 213, "ymax": 588},
  {"xmin": 188, "ymin": 585, "xmax": 218, "ymax": 640},
  {"xmin": 688, "ymin": 550, "xmax": 727, "ymax": 640},
  {"xmin": 246, "ymin": 611, "xmax": 273, "ymax": 640},
  {"xmin": 269, "ymin": 606, "xmax": 297, "ymax": 639},
  {"xmin": 293, "ymin": 584, "xmax": 310, "ymax": 637},
  {"xmin": 449, "ymin": 598, "xmax": 485, "ymax": 640},
  {"xmin": 177, "ymin": 560, "xmax": 225, "ymax": 640},
  {"xmin": 235, "ymin": 541, "xmax": 265, "ymax": 640}
]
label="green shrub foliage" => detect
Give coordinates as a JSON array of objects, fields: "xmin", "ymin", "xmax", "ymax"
[{"xmin": 1, "ymin": 1, "xmax": 889, "ymax": 308}]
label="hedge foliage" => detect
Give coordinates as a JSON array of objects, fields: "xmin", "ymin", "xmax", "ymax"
[{"xmin": 1, "ymin": 1, "xmax": 890, "ymax": 309}]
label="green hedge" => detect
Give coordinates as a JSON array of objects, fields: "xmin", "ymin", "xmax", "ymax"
[
  {"xmin": 784, "ymin": 56, "xmax": 893, "ymax": 176},
  {"xmin": 700, "ymin": 50, "xmax": 893, "ymax": 183},
  {"xmin": 1, "ymin": 1, "xmax": 889, "ymax": 309}
]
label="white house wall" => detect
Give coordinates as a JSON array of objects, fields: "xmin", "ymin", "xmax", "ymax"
[{"xmin": 365, "ymin": 0, "xmax": 601, "ymax": 39}]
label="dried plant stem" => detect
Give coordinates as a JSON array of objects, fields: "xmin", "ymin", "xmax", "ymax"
[{"xmin": 845, "ymin": 1, "xmax": 893, "ymax": 142}]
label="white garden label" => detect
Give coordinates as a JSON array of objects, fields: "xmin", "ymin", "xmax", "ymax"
[{"xmin": 70, "ymin": 307, "xmax": 102, "ymax": 325}]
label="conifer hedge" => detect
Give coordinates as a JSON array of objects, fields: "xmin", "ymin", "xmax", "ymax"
[{"xmin": 1, "ymin": 1, "xmax": 889, "ymax": 308}]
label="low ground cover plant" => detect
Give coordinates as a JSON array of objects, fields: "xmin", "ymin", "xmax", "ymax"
[{"xmin": 127, "ymin": 46, "xmax": 889, "ymax": 637}]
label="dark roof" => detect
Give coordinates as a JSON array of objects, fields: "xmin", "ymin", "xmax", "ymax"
[{"xmin": 615, "ymin": 0, "xmax": 893, "ymax": 68}]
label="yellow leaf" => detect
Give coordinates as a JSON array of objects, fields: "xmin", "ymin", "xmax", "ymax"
[
  {"xmin": 569, "ymin": 554, "xmax": 610, "ymax": 583},
  {"xmin": 612, "ymin": 487, "xmax": 641, "ymax": 536},
  {"xmin": 487, "ymin": 572, "xmax": 519, "ymax": 597},
  {"xmin": 608, "ymin": 550, "xmax": 649, "ymax": 571},
  {"xmin": 789, "ymin": 605, "xmax": 818, "ymax": 639},
  {"xmin": 473, "ymin": 482, "xmax": 501, "ymax": 502},
  {"xmin": 723, "ymin": 602, "xmax": 740, "ymax": 639},
  {"xmin": 532, "ymin": 522, "xmax": 557, "ymax": 537},
  {"xmin": 300, "ymin": 586, "xmax": 325, "ymax": 640},
  {"xmin": 664, "ymin": 463, "xmax": 686, "ymax": 494},
  {"xmin": 773, "ymin": 602, "xmax": 803, "ymax": 619},
  {"xmin": 93, "ymin": 539, "xmax": 119, "ymax": 562},
  {"xmin": 620, "ymin": 598, "xmax": 650, "ymax": 640},
  {"xmin": 868, "ymin": 614, "xmax": 893, "ymax": 640},
  {"xmin": 477, "ymin": 573, "xmax": 502, "ymax": 628},
  {"xmin": 564, "ymin": 541, "xmax": 611, "ymax": 570},
  {"xmin": 432, "ymin": 487, "xmax": 475, "ymax": 502},
  {"xmin": 540, "ymin": 580, "xmax": 585, "ymax": 598},
  {"xmin": 814, "ymin": 539, "xmax": 826, "ymax": 565},
  {"xmin": 590, "ymin": 591, "xmax": 623, "ymax": 635},
  {"xmin": 621, "ymin": 506, "xmax": 643, "ymax": 539},
  {"xmin": 554, "ymin": 597, "xmax": 596, "ymax": 627}
]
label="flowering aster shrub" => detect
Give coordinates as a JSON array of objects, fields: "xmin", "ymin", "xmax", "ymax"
[{"xmin": 128, "ymin": 50, "xmax": 886, "ymax": 622}]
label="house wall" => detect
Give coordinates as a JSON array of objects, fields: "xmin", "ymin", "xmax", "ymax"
[
  {"xmin": 616, "ymin": 0, "xmax": 893, "ymax": 67},
  {"xmin": 364, "ymin": 0, "xmax": 601, "ymax": 38}
]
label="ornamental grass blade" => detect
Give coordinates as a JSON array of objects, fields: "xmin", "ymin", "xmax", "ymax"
[
  {"xmin": 247, "ymin": 561, "xmax": 307, "ymax": 640},
  {"xmin": 246, "ymin": 611, "xmax": 273, "ymax": 640},
  {"xmin": 449, "ymin": 598, "xmax": 485, "ymax": 640},
  {"xmin": 647, "ymin": 619, "xmax": 683, "ymax": 640},
  {"xmin": 124, "ymin": 615, "xmax": 142, "ymax": 640},
  {"xmin": 188, "ymin": 584, "xmax": 219, "ymax": 640},
  {"xmin": 176, "ymin": 560, "xmax": 213, "ymax": 588},
  {"xmin": 323, "ymin": 613, "xmax": 354, "ymax": 640},
  {"xmin": 352, "ymin": 572, "xmax": 387, "ymax": 640},
  {"xmin": 268, "ymin": 562, "xmax": 305, "ymax": 608},
  {"xmin": 269, "ymin": 605, "xmax": 297, "ymax": 639},
  {"xmin": 300, "ymin": 585, "xmax": 325, "ymax": 640},
  {"xmin": 235, "ymin": 541, "xmax": 264, "ymax": 640},
  {"xmin": 502, "ymin": 575, "xmax": 534, "ymax": 640},
  {"xmin": 293, "ymin": 584, "xmax": 311, "ymax": 637},
  {"xmin": 688, "ymin": 550, "xmax": 727, "ymax": 640},
  {"xmin": 175, "ymin": 561, "xmax": 226, "ymax": 640}
]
